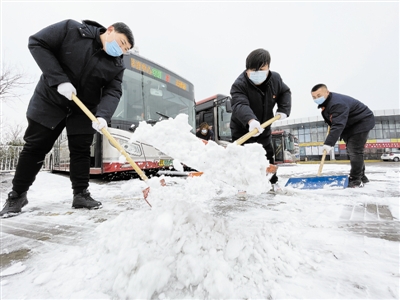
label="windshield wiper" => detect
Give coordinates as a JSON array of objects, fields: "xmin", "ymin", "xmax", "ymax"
[{"xmin": 156, "ymin": 112, "xmax": 170, "ymax": 119}]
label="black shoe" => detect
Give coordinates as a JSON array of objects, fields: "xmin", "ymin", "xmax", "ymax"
[
  {"xmin": 0, "ymin": 191, "xmax": 29, "ymax": 218},
  {"xmin": 348, "ymin": 180, "xmax": 364, "ymax": 188},
  {"xmin": 72, "ymin": 189, "xmax": 102, "ymax": 209},
  {"xmin": 269, "ymin": 173, "xmax": 278, "ymax": 184},
  {"xmin": 361, "ymin": 175, "xmax": 369, "ymax": 183}
]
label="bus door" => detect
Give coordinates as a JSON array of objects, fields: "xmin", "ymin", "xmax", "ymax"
[
  {"xmin": 217, "ymin": 104, "xmax": 232, "ymax": 142},
  {"xmin": 196, "ymin": 111, "xmax": 214, "ymax": 133},
  {"xmin": 272, "ymin": 135, "xmax": 284, "ymax": 162}
]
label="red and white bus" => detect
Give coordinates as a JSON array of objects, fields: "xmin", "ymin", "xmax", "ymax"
[{"xmin": 50, "ymin": 51, "xmax": 195, "ymax": 178}]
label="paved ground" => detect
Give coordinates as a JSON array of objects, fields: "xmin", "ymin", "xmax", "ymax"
[{"xmin": 1, "ymin": 162, "xmax": 399, "ymax": 271}]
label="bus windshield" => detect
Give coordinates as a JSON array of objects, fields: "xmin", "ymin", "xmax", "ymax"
[{"xmin": 112, "ymin": 57, "xmax": 195, "ymax": 131}]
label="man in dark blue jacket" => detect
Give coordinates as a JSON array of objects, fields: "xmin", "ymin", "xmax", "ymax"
[
  {"xmin": 311, "ymin": 84, "xmax": 375, "ymax": 188},
  {"xmin": 230, "ymin": 49, "xmax": 291, "ymax": 191},
  {"xmin": 1, "ymin": 19, "xmax": 134, "ymax": 218}
]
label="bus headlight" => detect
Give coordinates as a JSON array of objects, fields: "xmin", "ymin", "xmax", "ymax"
[{"xmin": 110, "ymin": 138, "xmax": 142, "ymax": 156}]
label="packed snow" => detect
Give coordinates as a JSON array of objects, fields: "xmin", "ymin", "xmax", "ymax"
[{"xmin": 1, "ymin": 114, "xmax": 399, "ymax": 299}]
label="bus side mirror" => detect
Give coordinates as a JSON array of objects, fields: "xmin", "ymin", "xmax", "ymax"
[{"xmin": 225, "ymin": 98, "xmax": 232, "ymax": 113}]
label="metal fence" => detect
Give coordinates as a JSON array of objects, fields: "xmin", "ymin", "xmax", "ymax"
[{"xmin": 0, "ymin": 146, "xmax": 51, "ymax": 173}]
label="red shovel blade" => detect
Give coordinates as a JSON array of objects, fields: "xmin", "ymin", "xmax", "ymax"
[{"xmin": 142, "ymin": 187, "xmax": 151, "ymax": 207}]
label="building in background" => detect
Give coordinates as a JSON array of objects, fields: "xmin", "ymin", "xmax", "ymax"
[{"xmin": 272, "ymin": 109, "xmax": 400, "ymax": 161}]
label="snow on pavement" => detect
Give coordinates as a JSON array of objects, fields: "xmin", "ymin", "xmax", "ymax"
[{"xmin": 1, "ymin": 114, "xmax": 399, "ymax": 299}]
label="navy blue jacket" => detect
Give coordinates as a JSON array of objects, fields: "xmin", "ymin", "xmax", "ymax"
[
  {"xmin": 319, "ymin": 92, "xmax": 375, "ymax": 146},
  {"xmin": 230, "ymin": 71, "xmax": 291, "ymax": 146},
  {"xmin": 27, "ymin": 19, "xmax": 125, "ymax": 134}
]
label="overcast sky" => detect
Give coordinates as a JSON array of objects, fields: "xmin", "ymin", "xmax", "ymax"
[{"xmin": 1, "ymin": 1, "xmax": 399, "ymax": 129}]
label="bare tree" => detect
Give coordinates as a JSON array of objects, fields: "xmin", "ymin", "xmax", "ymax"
[
  {"xmin": 0, "ymin": 63, "xmax": 33, "ymax": 102},
  {"xmin": 2, "ymin": 123, "xmax": 25, "ymax": 146}
]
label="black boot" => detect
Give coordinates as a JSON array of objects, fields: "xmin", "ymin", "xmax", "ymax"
[
  {"xmin": 72, "ymin": 189, "xmax": 102, "ymax": 209},
  {"xmin": 0, "ymin": 191, "xmax": 29, "ymax": 218},
  {"xmin": 361, "ymin": 175, "xmax": 369, "ymax": 183},
  {"xmin": 269, "ymin": 173, "xmax": 278, "ymax": 184},
  {"xmin": 348, "ymin": 178, "xmax": 364, "ymax": 188}
]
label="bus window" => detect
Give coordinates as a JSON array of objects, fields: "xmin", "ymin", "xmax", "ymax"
[
  {"xmin": 114, "ymin": 68, "xmax": 194, "ymax": 125},
  {"xmin": 218, "ymin": 105, "xmax": 232, "ymax": 140},
  {"xmin": 114, "ymin": 75, "xmax": 144, "ymax": 121},
  {"xmin": 286, "ymin": 136, "xmax": 294, "ymax": 151},
  {"xmin": 203, "ymin": 112, "xmax": 214, "ymax": 129}
]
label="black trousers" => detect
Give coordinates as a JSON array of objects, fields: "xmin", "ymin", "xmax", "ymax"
[
  {"xmin": 343, "ymin": 131, "xmax": 370, "ymax": 182},
  {"xmin": 12, "ymin": 118, "xmax": 93, "ymax": 195}
]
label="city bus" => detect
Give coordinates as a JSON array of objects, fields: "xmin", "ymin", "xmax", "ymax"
[
  {"xmin": 50, "ymin": 50, "xmax": 195, "ymax": 178},
  {"xmin": 195, "ymin": 94, "xmax": 299, "ymax": 164}
]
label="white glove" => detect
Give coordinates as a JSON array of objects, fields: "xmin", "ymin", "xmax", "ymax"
[
  {"xmin": 57, "ymin": 82, "xmax": 76, "ymax": 100},
  {"xmin": 92, "ymin": 117, "xmax": 107, "ymax": 133},
  {"xmin": 248, "ymin": 119, "xmax": 264, "ymax": 137},
  {"xmin": 322, "ymin": 144, "xmax": 333, "ymax": 153},
  {"xmin": 276, "ymin": 112, "xmax": 287, "ymax": 120}
]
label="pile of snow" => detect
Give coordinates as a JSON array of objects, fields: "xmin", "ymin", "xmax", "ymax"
[{"xmin": 131, "ymin": 114, "xmax": 270, "ymax": 195}]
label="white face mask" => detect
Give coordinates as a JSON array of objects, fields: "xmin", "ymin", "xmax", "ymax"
[
  {"xmin": 249, "ymin": 70, "xmax": 268, "ymax": 85},
  {"xmin": 201, "ymin": 129, "xmax": 207, "ymax": 134}
]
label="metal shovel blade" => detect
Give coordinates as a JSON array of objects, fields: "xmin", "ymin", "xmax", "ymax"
[{"xmin": 285, "ymin": 175, "xmax": 349, "ymax": 189}]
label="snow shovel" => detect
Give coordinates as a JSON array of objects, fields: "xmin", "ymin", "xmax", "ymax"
[
  {"xmin": 72, "ymin": 94, "xmax": 156, "ymax": 206},
  {"xmin": 235, "ymin": 114, "xmax": 281, "ymax": 175},
  {"xmin": 185, "ymin": 115, "xmax": 282, "ymax": 177},
  {"xmin": 284, "ymin": 127, "xmax": 348, "ymax": 189},
  {"xmin": 234, "ymin": 114, "xmax": 281, "ymax": 145}
]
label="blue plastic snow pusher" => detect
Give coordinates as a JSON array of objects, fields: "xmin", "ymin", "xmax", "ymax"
[
  {"xmin": 284, "ymin": 150, "xmax": 349, "ymax": 189},
  {"xmin": 285, "ymin": 126, "xmax": 348, "ymax": 189}
]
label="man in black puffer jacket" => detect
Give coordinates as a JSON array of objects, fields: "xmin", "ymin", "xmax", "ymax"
[
  {"xmin": 311, "ymin": 84, "xmax": 375, "ymax": 188},
  {"xmin": 1, "ymin": 19, "xmax": 134, "ymax": 218},
  {"xmin": 230, "ymin": 49, "xmax": 291, "ymax": 191}
]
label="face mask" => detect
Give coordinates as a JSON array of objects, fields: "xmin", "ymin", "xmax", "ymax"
[
  {"xmin": 249, "ymin": 70, "xmax": 268, "ymax": 85},
  {"xmin": 201, "ymin": 129, "xmax": 207, "ymax": 134},
  {"xmin": 105, "ymin": 39, "xmax": 123, "ymax": 57},
  {"xmin": 314, "ymin": 96, "xmax": 326, "ymax": 105}
]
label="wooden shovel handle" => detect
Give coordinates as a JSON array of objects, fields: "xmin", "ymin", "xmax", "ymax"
[
  {"xmin": 71, "ymin": 94, "xmax": 149, "ymax": 182},
  {"xmin": 317, "ymin": 126, "xmax": 331, "ymax": 176},
  {"xmin": 317, "ymin": 151, "xmax": 327, "ymax": 176},
  {"xmin": 234, "ymin": 114, "xmax": 281, "ymax": 146}
]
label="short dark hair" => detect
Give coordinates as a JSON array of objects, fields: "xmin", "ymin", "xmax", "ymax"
[
  {"xmin": 246, "ymin": 48, "xmax": 271, "ymax": 70},
  {"xmin": 112, "ymin": 22, "xmax": 134, "ymax": 49},
  {"xmin": 311, "ymin": 84, "xmax": 328, "ymax": 92},
  {"xmin": 199, "ymin": 122, "xmax": 209, "ymax": 129}
]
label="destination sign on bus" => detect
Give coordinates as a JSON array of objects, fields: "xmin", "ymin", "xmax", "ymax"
[{"xmin": 130, "ymin": 58, "xmax": 189, "ymax": 91}]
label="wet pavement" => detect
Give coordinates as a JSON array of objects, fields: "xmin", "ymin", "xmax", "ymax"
[{"xmin": 1, "ymin": 162, "xmax": 399, "ymax": 271}]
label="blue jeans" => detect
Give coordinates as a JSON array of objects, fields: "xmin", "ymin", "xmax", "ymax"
[{"xmin": 343, "ymin": 131, "xmax": 370, "ymax": 182}]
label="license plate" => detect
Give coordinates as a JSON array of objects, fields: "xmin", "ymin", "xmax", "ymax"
[{"xmin": 159, "ymin": 159, "xmax": 173, "ymax": 167}]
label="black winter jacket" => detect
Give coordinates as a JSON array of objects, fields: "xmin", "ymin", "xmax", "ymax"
[
  {"xmin": 27, "ymin": 19, "xmax": 125, "ymax": 134},
  {"xmin": 230, "ymin": 70, "xmax": 291, "ymax": 146},
  {"xmin": 320, "ymin": 92, "xmax": 375, "ymax": 146},
  {"xmin": 196, "ymin": 129, "xmax": 214, "ymax": 141}
]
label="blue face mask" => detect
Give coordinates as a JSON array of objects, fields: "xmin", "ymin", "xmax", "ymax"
[
  {"xmin": 105, "ymin": 39, "xmax": 123, "ymax": 57},
  {"xmin": 249, "ymin": 70, "xmax": 268, "ymax": 85},
  {"xmin": 314, "ymin": 96, "xmax": 326, "ymax": 105}
]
